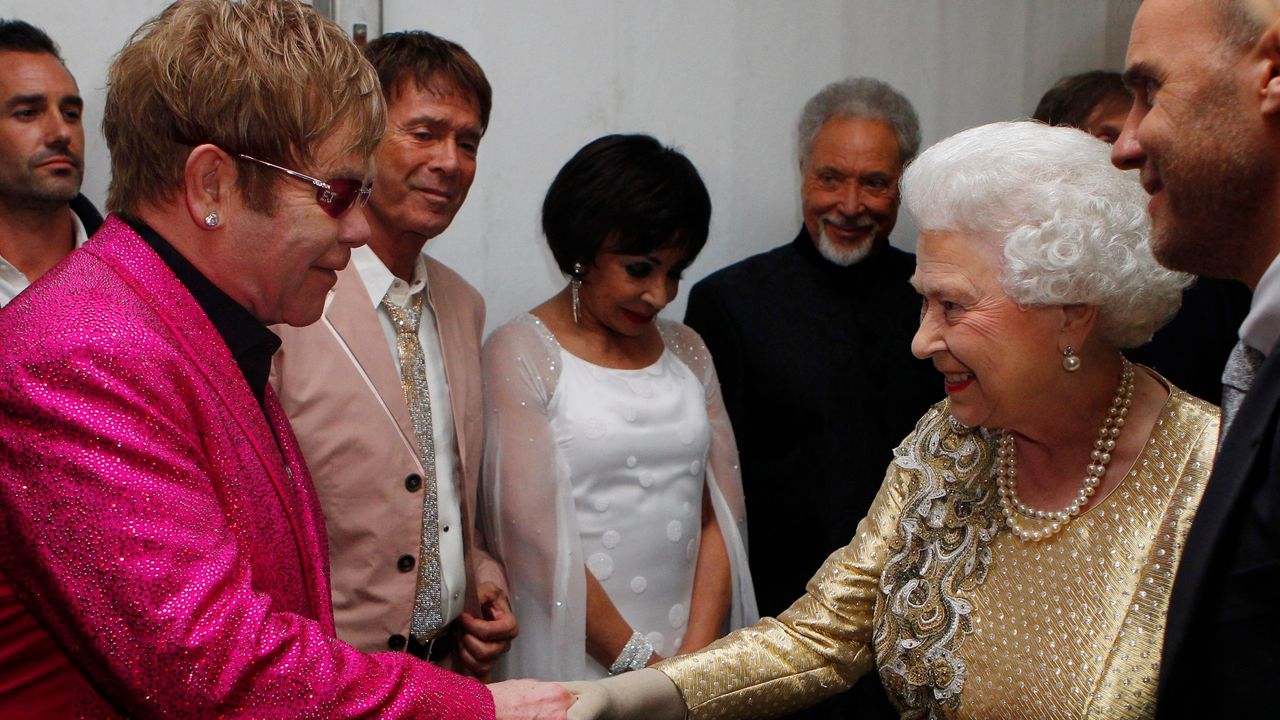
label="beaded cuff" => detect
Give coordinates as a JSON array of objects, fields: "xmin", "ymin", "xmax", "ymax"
[{"xmin": 609, "ymin": 631, "xmax": 654, "ymax": 675}]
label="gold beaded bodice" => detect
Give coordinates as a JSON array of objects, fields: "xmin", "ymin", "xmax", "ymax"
[{"xmin": 659, "ymin": 388, "xmax": 1218, "ymax": 720}]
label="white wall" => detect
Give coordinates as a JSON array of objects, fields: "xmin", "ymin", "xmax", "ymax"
[
  {"xmin": 388, "ymin": 0, "xmax": 1141, "ymax": 332},
  {"xmin": 1, "ymin": 0, "xmax": 1141, "ymax": 333}
]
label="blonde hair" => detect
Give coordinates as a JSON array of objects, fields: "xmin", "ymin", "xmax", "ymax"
[{"xmin": 104, "ymin": 0, "xmax": 385, "ymax": 216}]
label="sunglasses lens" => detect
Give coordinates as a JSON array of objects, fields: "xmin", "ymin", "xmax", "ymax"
[{"xmin": 318, "ymin": 178, "xmax": 365, "ymax": 218}]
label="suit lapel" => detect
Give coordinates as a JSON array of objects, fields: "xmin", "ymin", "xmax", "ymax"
[
  {"xmin": 1160, "ymin": 340, "xmax": 1280, "ymax": 687},
  {"xmin": 86, "ymin": 217, "xmax": 321, "ymax": 597},
  {"xmin": 264, "ymin": 387, "xmax": 334, "ymax": 625},
  {"xmin": 424, "ymin": 259, "xmax": 484, "ymax": 610},
  {"xmin": 424, "ymin": 260, "xmax": 472, "ymax": 470},
  {"xmin": 324, "ymin": 265, "xmax": 418, "ymax": 447}
]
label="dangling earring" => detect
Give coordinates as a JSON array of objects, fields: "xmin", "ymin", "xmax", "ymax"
[
  {"xmin": 571, "ymin": 262, "xmax": 584, "ymax": 324},
  {"xmin": 1062, "ymin": 346, "xmax": 1082, "ymax": 372},
  {"xmin": 203, "ymin": 211, "xmax": 219, "ymax": 228}
]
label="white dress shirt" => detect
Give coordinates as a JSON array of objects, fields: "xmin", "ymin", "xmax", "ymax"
[
  {"xmin": 1239, "ymin": 253, "xmax": 1280, "ymax": 358},
  {"xmin": 0, "ymin": 211, "xmax": 87, "ymax": 308},
  {"xmin": 352, "ymin": 245, "xmax": 467, "ymax": 624}
]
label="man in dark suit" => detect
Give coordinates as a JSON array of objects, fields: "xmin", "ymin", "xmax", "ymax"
[
  {"xmin": 1111, "ymin": 0, "xmax": 1280, "ymax": 715},
  {"xmin": 683, "ymin": 77, "xmax": 940, "ymax": 720},
  {"xmin": 0, "ymin": 19, "xmax": 102, "ymax": 308}
]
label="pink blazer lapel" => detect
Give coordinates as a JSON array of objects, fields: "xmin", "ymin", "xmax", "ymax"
[
  {"xmin": 424, "ymin": 261, "xmax": 475, "ymax": 472},
  {"xmin": 265, "ymin": 386, "xmax": 335, "ymax": 628},
  {"xmin": 323, "ymin": 265, "xmax": 419, "ymax": 448},
  {"xmin": 86, "ymin": 216, "xmax": 331, "ymax": 616}
]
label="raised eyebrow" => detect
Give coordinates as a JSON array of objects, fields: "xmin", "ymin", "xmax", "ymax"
[
  {"xmin": 325, "ymin": 163, "xmax": 368, "ymax": 181},
  {"xmin": 4, "ymin": 93, "xmax": 48, "ymax": 109},
  {"xmin": 403, "ymin": 113, "xmax": 482, "ymax": 135}
]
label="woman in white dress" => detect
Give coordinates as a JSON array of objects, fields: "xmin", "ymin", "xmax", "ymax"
[{"xmin": 482, "ymin": 134, "xmax": 757, "ymax": 682}]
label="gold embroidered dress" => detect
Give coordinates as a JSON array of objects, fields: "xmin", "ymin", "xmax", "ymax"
[{"xmin": 658, "ymin": 387, "xmax": 1217, "ymax": 719}]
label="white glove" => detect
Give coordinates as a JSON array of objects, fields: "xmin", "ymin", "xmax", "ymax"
[{"xmin": 562, "ymin": 668, "xmax": 687, "ymax": 720}]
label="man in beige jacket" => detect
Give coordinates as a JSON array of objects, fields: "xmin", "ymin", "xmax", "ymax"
[{"xmin": 272, "ymin": 30, "xmax": 514, "ymax": 677}]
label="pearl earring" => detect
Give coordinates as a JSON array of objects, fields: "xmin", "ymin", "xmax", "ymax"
[{"xmin": 1062, "ymin": 346, "xmax": 1082, "ymax": 372}]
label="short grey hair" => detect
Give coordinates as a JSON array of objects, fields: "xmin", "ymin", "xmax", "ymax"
[
  {"xmin": 901, "ymin": 121, "xmax": 1192, "ymax": 349},
  {"xmin": 1216, "ymin": 0, "xmax": 1267, "ymax": 51},
  {"xmin": 797, "ymin": 77, "xmax": 921, "ymax": 168}
]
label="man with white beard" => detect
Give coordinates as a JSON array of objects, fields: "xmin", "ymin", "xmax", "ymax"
[{"xmin": 682, "ymin": 77, "xmax": 937, "ymax": 720}]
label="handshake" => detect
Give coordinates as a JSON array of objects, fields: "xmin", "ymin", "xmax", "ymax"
[{"xmin": 492, "ymin": 668, "xmax": 685, "ymax": 720}]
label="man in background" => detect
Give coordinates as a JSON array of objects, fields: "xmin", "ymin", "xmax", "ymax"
[
  {"xmin": 273, "ymin": 30, "xmax": 515, "ymax": 677},
  {"xmin": 683, "ymin": 77, "xmax": 939, "ymax": 720},
  {"xmin": 0, "ymin": 19, "xmax": 101, "ymax": 308}
]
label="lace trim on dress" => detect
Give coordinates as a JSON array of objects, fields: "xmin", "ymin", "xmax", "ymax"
[{"xmin": 874, "ymin": 403, "xmax": 1001, "ymax": 718}]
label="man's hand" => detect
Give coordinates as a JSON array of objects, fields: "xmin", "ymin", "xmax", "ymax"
[
  {"xmin": 455, "ymin": 582, "xmax": 519, "ymax": 678},
  {"xmin": 490, "ymin": 679, "xmax": 574, "ymax": 720}
]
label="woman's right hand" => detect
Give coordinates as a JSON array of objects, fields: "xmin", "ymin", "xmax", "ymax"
[{"xmin": 562, "ymin": 668, "xmax": 687, "ymax": 720}]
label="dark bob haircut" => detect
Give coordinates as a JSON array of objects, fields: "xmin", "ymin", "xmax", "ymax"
[{"xmin": 542, "ymin": 133, "xmax": 711, "ymax": 275}]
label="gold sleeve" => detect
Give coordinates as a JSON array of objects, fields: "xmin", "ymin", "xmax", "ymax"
[{"xmin": 656, "ymin": 463, "xmax": 910, "ymax": 720}]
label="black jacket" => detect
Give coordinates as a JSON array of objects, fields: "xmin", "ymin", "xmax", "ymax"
[{"xmin": 1157, "ymin": 335, "xmax": 1280, "ymax": 717}]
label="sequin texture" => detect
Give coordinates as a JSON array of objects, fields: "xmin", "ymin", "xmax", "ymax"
[
  {"xmin": 0, "ymin": 218, "xmax": 494, "ymax": 718},
  {"xmin": 659, "ymin": 389, "xmax": 1217, "ymax": 720}
]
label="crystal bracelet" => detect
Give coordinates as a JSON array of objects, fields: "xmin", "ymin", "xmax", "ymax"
[{"xmin": 608, "ymin": 631, "xmax": 654, "ymax": 675}]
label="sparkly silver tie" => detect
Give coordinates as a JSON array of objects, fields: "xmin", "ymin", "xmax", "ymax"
[
  {"xmin": 1220, "ymin": 339, "xmax": 1265, "ymax": 447},
  {"xmin": 382, "ymin": 293, "xmax": 445, "ymax": 642}
]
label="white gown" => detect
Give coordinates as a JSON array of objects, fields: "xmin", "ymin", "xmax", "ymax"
[{"xmin": 481, "ymin": 314, "xmax": 756, "ymax": 681}]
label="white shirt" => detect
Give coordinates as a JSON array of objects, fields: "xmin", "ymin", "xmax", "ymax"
[
  {"xmin": 1239, "ymin": 253, "xmax": 1280, "ymax": 358},
  {"xmin": 352, "ymin": 245, "xmax": 467, "ymax": 624},
  {"xmin": 0, "ymin": 211, "xmax": 88, "ymax": 308}
]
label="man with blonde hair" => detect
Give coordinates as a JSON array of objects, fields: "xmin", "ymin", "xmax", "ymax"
[{"xmin": 0, "ymin": 1, "xmax": 569, "ymax": 717}]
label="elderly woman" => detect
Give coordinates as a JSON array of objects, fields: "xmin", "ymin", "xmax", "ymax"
[
  {"xmin": 483, "ymin": 134, "xmax": 756, "ymax": 682},
  {"xmin": 566, "ymin": 121, "xmax": 1218, "ymax": 719}
]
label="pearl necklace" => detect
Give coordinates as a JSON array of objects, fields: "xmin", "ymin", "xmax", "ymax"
[{"xmin": 994, "ymin": 357, "xmax": 1135, "ymax": 542}]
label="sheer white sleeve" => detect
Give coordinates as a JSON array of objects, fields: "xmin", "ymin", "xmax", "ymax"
[
  {"xmin": 481, "ymin": 314, "xmax": 587, "ymax": 681},
  {"xmin": 658, "ymin": 319, "xmax": 759, "ymax": 631}
]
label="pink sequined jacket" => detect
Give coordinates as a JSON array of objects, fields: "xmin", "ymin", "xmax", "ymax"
[{"xmin": 0, "ymin": 217, "xmax": 494, "ymax": 719}]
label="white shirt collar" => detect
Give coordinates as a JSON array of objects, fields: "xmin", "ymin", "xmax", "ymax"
[
  {"xmin": 351, "ymin": 244, "xmax": 429, "ymax": 309},
  {"xmin": 1239, "ymin": 252, "xmax": 1280, "ymax": 357},
  {"xmin": 0, "ymin": 209, "xmax": 90, "ymax": 305},
  {"xmin": 72, "ymin": 210, "xmax": 88, "ymax": 248}
]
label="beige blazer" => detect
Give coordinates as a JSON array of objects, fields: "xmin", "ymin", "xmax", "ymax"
[{"xmin": 271, "ymin": 256, "xmax": 506, "ymax": 654}]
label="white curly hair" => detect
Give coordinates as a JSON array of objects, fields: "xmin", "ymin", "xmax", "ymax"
[{"xmin": 901, "ymin": 121, "xmax": 1192, "ymax": 349}]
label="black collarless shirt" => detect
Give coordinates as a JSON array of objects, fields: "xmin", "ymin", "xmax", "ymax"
[{"xmin": 126, "ymin": 218, "xmax": 280, "ymax": 411}]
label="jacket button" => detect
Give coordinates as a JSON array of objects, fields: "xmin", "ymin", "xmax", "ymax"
[
  {"xmin": 397, "ymin": 554, "xmax": 416, "ymax": 572},
  {"xmin": 388, "ymin": 633, "xmax": 407, "ymax": 651},
  {"xmin": 404, "ymin": 473, "xmax": 423, "ymax": 492}
]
